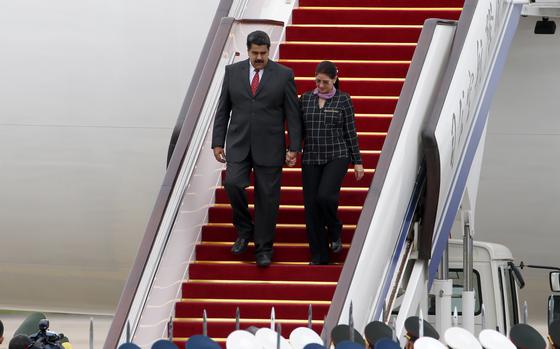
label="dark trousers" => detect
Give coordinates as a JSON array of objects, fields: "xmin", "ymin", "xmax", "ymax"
[
  {"xmin": 223, "ymin": 153, "xmax": 282, "ymax": 256},
  {"xmin": 302, "ymin": 157, "xmax": 349, "ymax": 263}
]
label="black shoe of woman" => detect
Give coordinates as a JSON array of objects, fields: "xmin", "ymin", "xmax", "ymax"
[{"xmin": 331, "ymin": 238, "xmax": 342, "ymax": 254}]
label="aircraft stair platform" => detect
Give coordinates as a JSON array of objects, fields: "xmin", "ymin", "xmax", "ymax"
[{"xmin": 104, "ymin": 0, "xmax": 526, "ymax": 347}]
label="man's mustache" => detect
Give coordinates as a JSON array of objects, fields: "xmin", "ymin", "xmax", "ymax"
[{"xmin": 255, "ymin": 60, "xmax": 264, "ymax": 63}]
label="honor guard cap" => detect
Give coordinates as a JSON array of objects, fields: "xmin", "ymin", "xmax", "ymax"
[
  {"xmin": 478, "ymin": 329, "xmax": 516, "ymax": 349},
  {"xmin": 335, "ymin": 340, "xmax": 365, "ymax": 349},
  {"xmin": 289, "ymin": 327, "xmax": 323, "ymax": 349},
  {"xmin": 303, "ymin": 344, "xmax": 328, "ymax": 349},
  {"xmin": 364, "ymin": 321, "xmax": 392, "ymax": 348},
  {"xmin": 331, "ymin": 325, "xmax": 366, "ymax": 347},
  {"xmin": 549, "ymin": 320, "xmax": 560, "ymax": 348},
  {"xmin": 444, "ymin": 327, "xmax": 481, "ymax": 349},
  {"xmin": 226, "ymin": 330, "xmax": 259, "ymax": 349},
  {"xmin": 509, "ymin": 323, "xmax": 546, "ymax": 349},
  {"xmin": 414, "ymin": 337, "xmax": 447, "ymax": 349},
  {"xmin": 151, "ymin": 339, "xmax": 178, "ymax": 349},
  {"xmin": 374, "ymin": 338, "xmax": 401, "ymax": 349},
  {"xmin": 404, "ymin": 316, "xmax": 439, "ymax": 341},
  {"xmin": 186, "ymin": 335, "xmax": 221, "ymax": 349},
  {"xmin": 255, "ymin": 327, "xmax": 291, "ymax": 349}
]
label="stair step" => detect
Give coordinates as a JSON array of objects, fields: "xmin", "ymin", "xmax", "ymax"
[
  {"xmin": 169, "ymin": 0, "xmax": 459, "ymax": 344},
  {"xmin": 296, "ymin": 78, "xmax": 403, "ymax": 96},
  {"xmin": 354, "ymin": 115, "xmax": 393, "ymax": 132},
  {"xmin": 215, "ymin": 187, "xmax": 367, "ymax": 206},
  {"xmin": 298, "ymin": 0, "xmax": 464, "ymax": 6},
  {"xmin": 291, "ymin": 8, "xmax": 461, "ymax": 25},
  {"xmin": 208, "ymin": 205, "xmax": 362, "ymax": 224},
  {"xmin": 281, "ymin": 60, "xmax": 409, "ymax": 79},
  {"xmin": 195, "ymin": 243, "xmax": 349, "ymax": 263},
  {"xmin": 352, "ymin": 97, "xmax": 398, "ymax": 114},
  {"xmin": 173, "ymin": 319, "xmax": 322, "ymax": 339},
  {"xmin": 280, "ymin": 42, "xmax": 415, "ymax": 61},
  {"xmin": 182, "ymin": 282, "xmax": 336, "ymax": 300},
  {"xmin": 188, "ymin": 262, "xmax": 342, "ymax": 282},
  {"xmin": 201, "ymin": 224, "xmax": 356, "ymax": 244},
  {"xmin": 175, "ymin": 299, "xmax": 330, "ymax": 319},
  {"xmin": 287, "ymin": 25, "xmax": 422, "ymax": 43}
]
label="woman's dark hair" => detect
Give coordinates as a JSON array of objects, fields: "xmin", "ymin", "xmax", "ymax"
[
  {"xmin": 315, "ymin": 60, "xmax": 340, "ymax": 89},
  {"xmin": 247, "ymin": 30, "xmax": 271, "ymax": 49}
]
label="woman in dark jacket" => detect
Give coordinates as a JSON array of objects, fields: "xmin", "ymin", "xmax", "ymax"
[{"xmin": 290, "ymin": 60, "xmax": 364, "ymax": 265}]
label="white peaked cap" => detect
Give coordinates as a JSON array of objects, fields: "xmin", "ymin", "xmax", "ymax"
[
  {"xmin": 478, "ymin": 329, "xmax": 516, "ymax": 349},
  {"xmin": 227, "ymin": 330, "xmax": 262, "ymax": 349},
  {"xmin": 444, "ymin": 327, "xmax": 482, "ymax": 349},
  {"xmin": 255, "ymin": 328, "xmax": 292, "ymax": 349},
  {"xmin": 414, "ymin": 337, "xmax": 447, "ymax": 349},
  {"xmin": 289, "ymin": 327, "xmax": 323, "ymax": 349}
]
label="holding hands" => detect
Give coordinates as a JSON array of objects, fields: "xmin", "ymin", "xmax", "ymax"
[{"xmin": 285, "ymin": 151, "xmax": 297, "ymax": 167}]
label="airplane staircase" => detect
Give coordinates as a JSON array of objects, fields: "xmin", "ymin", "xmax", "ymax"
[{"xmin": 171, "ymin": 1, "xmax": 462, "ymax": 347}]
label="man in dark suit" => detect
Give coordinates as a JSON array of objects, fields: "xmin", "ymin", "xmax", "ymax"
[{"xmin": 211, "ymin": 30, "xmax": 302, "ymax": 267}]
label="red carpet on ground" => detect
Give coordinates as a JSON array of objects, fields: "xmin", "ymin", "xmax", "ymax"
[{"xmin": 173, "ymin": 1, "xmax": 463, "ymax": 347}]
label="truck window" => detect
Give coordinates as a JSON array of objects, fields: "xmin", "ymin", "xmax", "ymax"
[
  {"xmin": 502, "ymin": 267, "xmax": 519, "ymax": 327},
  {"xmin": 498, "ymin": 267, "xmax": 507, "ymax": 333},
  {"xmin": 428, "ymin": 268, "xmax": 483, "ymax": 315}
]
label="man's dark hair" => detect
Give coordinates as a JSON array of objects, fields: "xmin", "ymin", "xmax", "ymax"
[
  {"xmin": 9, "ymin": 334, "xmax": 32, "ymax": 349},
  {"xmin": 246, "ymin": 30, "xmax": 270, "ymax": 49},
  {"xmin": 0, "ymin": 319, "xmax": 4, "ymax": 337}
]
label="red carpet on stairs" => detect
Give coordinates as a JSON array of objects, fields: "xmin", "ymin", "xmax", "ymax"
[{"xmin": 173, "ymin": 1, "xmax": 463, "ymax": 347}]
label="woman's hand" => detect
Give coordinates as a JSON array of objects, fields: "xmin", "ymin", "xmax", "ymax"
[{"xmin": 354, "ymin": 164, "xmax": 364, "ymax": 181}]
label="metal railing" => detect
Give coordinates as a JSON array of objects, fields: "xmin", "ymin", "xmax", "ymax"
[
  {"xmin": 104, "ymin": 12, "xmax": 287, "ymax": 349},
  {"xmin": 104, "ymin": 13, "xmax": 236, "ymax": 349}
]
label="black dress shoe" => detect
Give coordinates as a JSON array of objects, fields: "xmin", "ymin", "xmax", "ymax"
[
  {"xmin": 231, "ymin": 238, "xmax": 249, "ymax": 255},
  {"xmin": 331, "ymin": 238, "xmax": 343, "ymax": 254},
  {"xmin": 256, "ymin": 253, "xmax": 272, "ymax": 267}
]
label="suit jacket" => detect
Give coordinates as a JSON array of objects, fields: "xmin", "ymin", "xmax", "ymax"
[
  {"xmin": 300, "ymin": 90, "xmax": 362, "ymax": 165},
  {"xmin": 212, "ymin": 59, "xmax": 302, "ymax": 167}
]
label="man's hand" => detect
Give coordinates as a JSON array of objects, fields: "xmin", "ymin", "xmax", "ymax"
[
  {"xmin": 354, "ymin": 164, "xmax": 364, "ymax": 181},
  {"xmin": 213, "ymin": 147, "xmax": 226, "ymax": 163},
  {"xmin": 285, "ymin": 151, "xmax": 297, "ymax": 167}
]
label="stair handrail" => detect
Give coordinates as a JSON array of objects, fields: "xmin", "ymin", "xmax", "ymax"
[
  {"xmin": 105, "ymin": 14, "xmax": 289, "ymax": 349},
  {"xmin": 321, "ymin": 16, "xmax": 463, "ymax": 341},
  {"xmin": 166, "ymin": 0, "xmax": 254, "ymax": 165},
  {"xmin": 167, "ymin": 0, "xmax": 234, "ymax": 165},
  {"xmin": 104, "ymin": 15, "xmax": 236, "ymax": 349},
  {"xmin": 422, "ymin": 0, "xmax": 527, "ymax": 285},
  {"xmin": 324, "ymin": 0, "xmax": 527, "ymax": 342}
]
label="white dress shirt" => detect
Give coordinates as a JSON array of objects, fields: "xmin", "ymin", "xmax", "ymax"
[{"xmin": 249, "ymin": 61, "xmax": 264, "ymax": 84}]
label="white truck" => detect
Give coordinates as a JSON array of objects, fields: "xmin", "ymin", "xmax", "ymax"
[{"xmin": 390, "ymin": 239, "xmax": 526, "ymax": 338}]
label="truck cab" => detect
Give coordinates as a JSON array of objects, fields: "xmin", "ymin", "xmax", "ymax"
[{"xmin": 427, "ymin": 239, "xmax": 522, "ymax": 336}]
